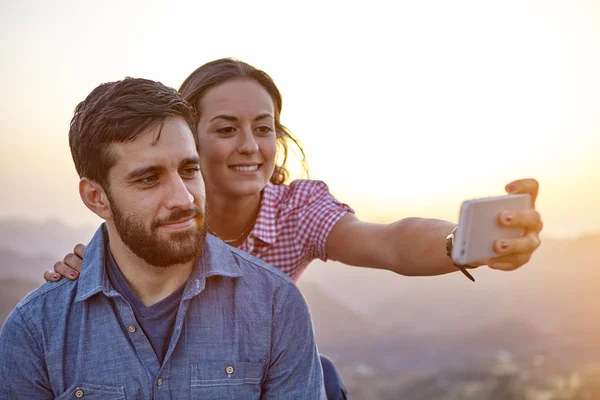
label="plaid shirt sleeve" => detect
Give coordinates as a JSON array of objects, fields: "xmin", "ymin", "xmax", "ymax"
[
  {"xmin": 243, "ymin": 180, "xmax": 354, "ymax": 281},
  {"xmin": 289, "ymin": 180, "xmax": 354, "ymax": 262}
]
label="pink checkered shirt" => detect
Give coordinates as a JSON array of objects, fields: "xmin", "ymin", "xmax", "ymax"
[{"xmin": 238, "ymin": 180, "xmax": 354, "ymax": 282}]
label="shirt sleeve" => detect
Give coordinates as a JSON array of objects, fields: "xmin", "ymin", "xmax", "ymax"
[
  {"xmin": 0, "ymin": 307, "xmax": 53, "ymax": 399},
  {"xmin": 261, "ymin": 283, "xmax": 326, "ymax": 399},
  {"xmin": 293, "ymin": 180, "xmax": 354, "ymax": 262}
]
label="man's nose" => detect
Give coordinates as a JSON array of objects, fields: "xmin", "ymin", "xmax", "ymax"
[{"xmin": 165, "ymin": 175, "xmax": 194, "ymax": 209}]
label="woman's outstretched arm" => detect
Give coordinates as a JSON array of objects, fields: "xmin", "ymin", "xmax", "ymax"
[{"xmin": 325, "ymin": 178, "xmax": 542, "ymax": 276}]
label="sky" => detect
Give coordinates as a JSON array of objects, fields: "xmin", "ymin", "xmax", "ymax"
[{"xmin": 0, "ymin": 0, "xmax": 598, "ymax": 238}]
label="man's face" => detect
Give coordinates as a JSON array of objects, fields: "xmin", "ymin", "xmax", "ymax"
[{"xmin": 105, "ymin": 116, "xmax": 206, "ymax": 267}]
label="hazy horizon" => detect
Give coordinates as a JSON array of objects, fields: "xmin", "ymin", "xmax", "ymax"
[{"xmin": 0, "ymin": 214, "xmax": 597, "ymax": 242}]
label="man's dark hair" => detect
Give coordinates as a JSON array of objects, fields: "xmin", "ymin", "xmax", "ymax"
[{"xmin": 69, "ymin": 77, "xmax": 197, "ymax": 187}]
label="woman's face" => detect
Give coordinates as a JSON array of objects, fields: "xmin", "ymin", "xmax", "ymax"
[{"xmin": 196, "ymin": 78, "xmax": 277, "ymax": 200}]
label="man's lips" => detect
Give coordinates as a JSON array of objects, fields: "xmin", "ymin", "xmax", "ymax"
[{"xmin": 159, "ymin": 217, "xmax": 195, "ymax": 229}]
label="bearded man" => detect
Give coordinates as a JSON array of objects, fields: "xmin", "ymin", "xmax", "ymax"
[{"xmin": 0, "ymin": 78, "xmax": 324, "ymax": 399}]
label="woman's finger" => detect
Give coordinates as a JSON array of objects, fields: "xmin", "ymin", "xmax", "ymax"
[
  {"xmin": 485, "ymin": 253, "xmax": 531, "ymax": 270},
  {"xmin": 64, "ymin": 252, "xmax": 83, "ymax": 272},
  {"xmin": 493, "ymin": 232, "xmax": 541, "ymax": 256},
  {"xmin": 54, "ymin": 261, "xmax": 80, "ymax": 280},
  {"xmin": 43, "ymin": 270, "xmax": 62, "ymax": 282},
  {"xmin": 74, "ymin": 243, "xmax": 86, "ymax": 259},
  {"xmin": 505, "ymin": 178, "xmax": 539, "ymax": 206},
  {"xmin": 498, "ymin": 209, "xmax": 543, "ymax": 233},
  {"xmin": 487, "ymin": 262, "xmax": 521, "ymax": 271}
]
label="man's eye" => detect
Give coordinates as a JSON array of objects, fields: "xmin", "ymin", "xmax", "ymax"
[
  {"xmin": 181, "ymin": 167, "xmax": 200, "ymax": 177},
  {"xmin": 139, "ymin": 176, "xmax": 158, "ymax": 185}
]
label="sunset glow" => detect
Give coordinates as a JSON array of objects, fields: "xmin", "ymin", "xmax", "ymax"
[{"xmin": 1, "ymin": 0, "xmax": 598, "ymax": 238}]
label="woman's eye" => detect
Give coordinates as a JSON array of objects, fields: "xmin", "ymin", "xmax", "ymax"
[
  {"xmin": 216, "ymin": 126, "xmax": 236, "ymax": 135},
  {"xmin": 255, "ymin": 126, "xmax": 274, "ymax": 135}
]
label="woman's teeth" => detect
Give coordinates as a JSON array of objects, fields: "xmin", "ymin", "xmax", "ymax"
[{"xmin": 231, "ymin": 165, "xmax": 259, "ymax": 172}]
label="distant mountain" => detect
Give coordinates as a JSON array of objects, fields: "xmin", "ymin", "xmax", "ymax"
[
  {"xmin": 298, "ymin": 233, "xmax": 600, "ymax": 374},
  {"xmin": 0, "ymin": 219, "xmax": 96, "ymax": 259},
  {"xmin": 301, "ymin": 233, "xmax": 600, "ymax": 333},
  {"xmin": 0, "ymin": 277, "xmax": 41, "ymax": 327},
  {"xmin": 298, "ymin": 281, "xmax": 377, "ymax": 351},
  {"xmin": 427, "ymin": 317, "xmax": 547, "ymax": 366},
  {"xmin": 0, "ymin": 248, "xmax": 54, "ymax": 328},
  {"xmin": 363, "ymin": 360, "xmax": 600, "ymax": 400},
  {"xmin": 0, "ymin": 247, "xmax": 56, "ymax": 282}
]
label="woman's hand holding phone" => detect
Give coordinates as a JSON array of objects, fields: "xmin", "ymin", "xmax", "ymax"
[{"xmin": 454, "ymin": 178, "xmax": 543, "ymax": 272}]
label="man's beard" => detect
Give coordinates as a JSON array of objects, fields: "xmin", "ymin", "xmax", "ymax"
[{"xmin": 110, "ymin": 198, "xmax": 207, "ymax": 267}]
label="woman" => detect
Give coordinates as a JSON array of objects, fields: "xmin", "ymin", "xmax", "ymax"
[{"xmin": 45, "ymin": 58, "xmax": 543, "ymax": 399}]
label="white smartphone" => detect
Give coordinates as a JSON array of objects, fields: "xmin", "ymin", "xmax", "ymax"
[{"xmin": 451, "ymin": 194, "xmax": 531, "ymax": 266}]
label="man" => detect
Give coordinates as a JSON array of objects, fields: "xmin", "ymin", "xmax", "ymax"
[{"xmin": 0, "ymin": 78, "xmax": 325, "ymax": 399}]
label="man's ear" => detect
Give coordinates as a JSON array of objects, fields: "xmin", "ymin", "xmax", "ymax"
[{"xmin": 79, "ymin": 178, "xmax": 112, "ymax": 220}]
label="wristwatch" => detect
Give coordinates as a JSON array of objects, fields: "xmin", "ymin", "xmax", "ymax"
[{"xmin": 446, "ymin": 226, "xmax": 476, "ymax": 282}]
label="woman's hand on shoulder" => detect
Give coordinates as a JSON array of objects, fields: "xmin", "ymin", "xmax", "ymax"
[{"xmin": 43, "ymin": 244, "xmax": 85, "ymax": 281}]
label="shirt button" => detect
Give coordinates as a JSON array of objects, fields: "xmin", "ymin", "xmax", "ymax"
[
  {"xmin": 74, "ymin": 388, "xmax": 84, "ymax": 398},
  {"xmin": 157, "ymin": 377, "xmax": 163, "ymax": 387},
  {"xmin": 128, "ymin": 325, "xmax": 137, "ymax": 333},
  {"xmin": 225, "ymin": 365, "xmax": 235, "ymax": 376}
]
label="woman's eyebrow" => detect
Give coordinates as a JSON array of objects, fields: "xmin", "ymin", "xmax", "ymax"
[
  {"xmin": 209, "ymin": 114, "xmax": 237, "ymax": 122},
  {"xmin": 209, "ymin": 113, "xmax": 273, "ymax": 122},
  {"xmin": 254, "ymin": 113, "xmax": 274, "ymax": 121}
]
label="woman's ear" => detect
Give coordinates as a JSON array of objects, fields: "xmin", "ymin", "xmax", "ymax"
[{"xmin": 79, "ymin": 178, "xmax": 112, "ymax": 220}]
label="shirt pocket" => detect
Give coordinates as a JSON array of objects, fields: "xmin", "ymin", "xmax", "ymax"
[
  {"xmin": 191, "ymin": 360, "xmax": 265, "ymax": 400},
  {"xmin": 55, "ymin": 382, "xmax": 125, "ymax": 400}
]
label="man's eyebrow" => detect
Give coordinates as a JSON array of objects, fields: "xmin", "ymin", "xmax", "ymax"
[
  {"xmin": 180, "ymin": 156, "xmax": 201, "ymax": 167},
  {"xmin": 125, "ymin": 157, "xmax": 200, "ymax": 180},
  {"xmin": 125, "ymin": 165, "xmax": 164, "ymax": 181}
]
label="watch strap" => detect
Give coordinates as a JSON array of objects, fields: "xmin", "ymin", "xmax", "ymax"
[{"xmin": 446, "ymin": 226, "xmax": 476, "ymax": 282}]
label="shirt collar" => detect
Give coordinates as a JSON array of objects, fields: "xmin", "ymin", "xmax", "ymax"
[
  {"xmin": 74, "ymin": 224, "xmax": 113, "ymax": 303},
  {"xmin": 250, "ymin": 182, "xmax": 278, "ymax": 245},
  {"xmin": 74, "ymin": 225, "xmax": 245, "ymax": 303},
  {"xmin": 182, "ymin": 234, "xmax": 245, "ymax": 300}
]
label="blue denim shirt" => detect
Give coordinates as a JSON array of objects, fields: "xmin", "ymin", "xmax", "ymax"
[{"xmin": 0, "ymin": 225, "xmax": 325, "ymax": 399}]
